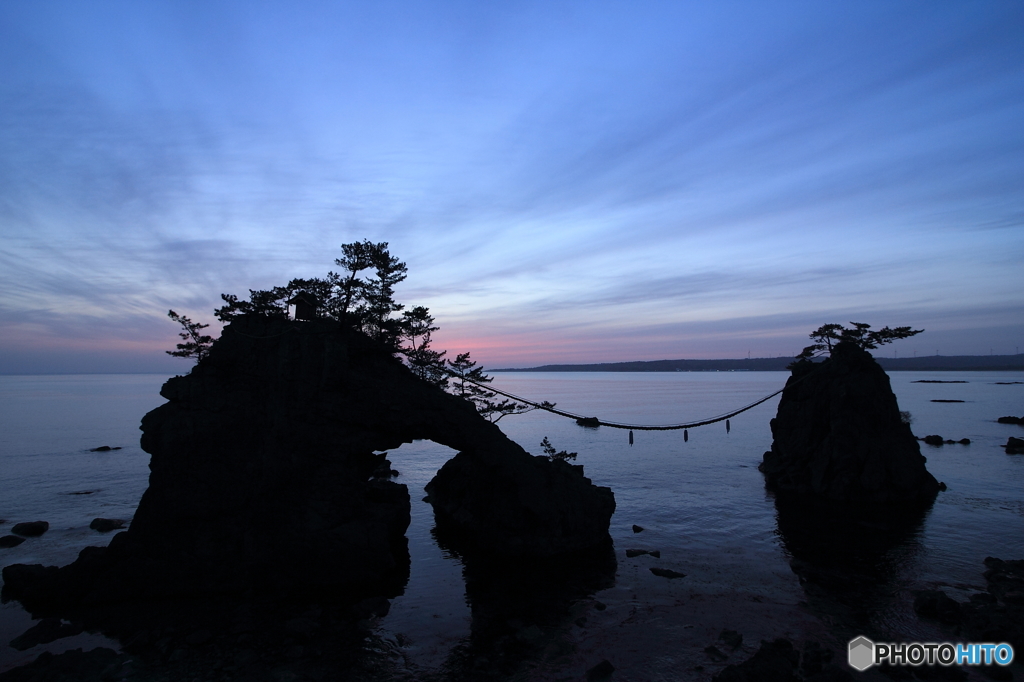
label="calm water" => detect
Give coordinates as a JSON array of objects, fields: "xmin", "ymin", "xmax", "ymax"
[{"xmin": 1, "ymin": 371, "xmax": 1023, "ymax": 676}]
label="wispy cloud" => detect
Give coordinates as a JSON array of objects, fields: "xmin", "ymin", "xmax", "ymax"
[{"xmin": 1, "ymin": 2, "xmax": 1022, "ymax": 372}]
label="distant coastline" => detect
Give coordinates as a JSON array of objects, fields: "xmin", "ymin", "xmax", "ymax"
[{"xmin": 491, "ymin": 354, "xmax": 1024, "ymax": 373}]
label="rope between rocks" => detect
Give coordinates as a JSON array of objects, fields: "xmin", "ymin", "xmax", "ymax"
[
  {"xmin": 219, "ymin": 320, "xmax": 811, "ymax": 431},
  {"xmin": 457, "ymin": 374, "xmax": 800, "ymax": 431}
]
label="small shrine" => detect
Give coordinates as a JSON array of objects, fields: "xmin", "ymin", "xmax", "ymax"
[{"xmin": 286, "ymin": 292, "xmax": 320, "ymax": 320}]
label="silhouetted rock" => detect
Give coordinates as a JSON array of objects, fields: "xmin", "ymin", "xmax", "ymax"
[
  {"xmin": 11, "ymin": 521, "xmax": 48, "ymax": 537},
  {"xmin": 958, "ymin": 558, "xmax": 1024, "ymax": 655},
  {"xmin": 88, "ymin": 518, "xmax": 125, "ymax": 533},
  {"xmin": 705, "ymin": 644, "xmax": 728, "ymax": 662},
  {"xmin": 997, "ymin": 416, "xmax": 1023, "ymax": 424},
  {"xmin": 650, "ymin": 567, "xmax": 686, "ymax": 579},
  {"xmin": 88, "ymin": 446, "xmax": 121, "ymax": 451},
  {"xmin": 586, "ymin": 659, "xmax": 615, "ymax": 681},
  {"xmin": 913, "ymin": 590, "xmax": 962, "ymax": 623},
  {"xmin": 760, "ymin": 342, "xmax": 939, "ymax": 503},
  {"xmin": 1005, "ymin": 437, "xmax": 1024, "ymax": 454},
  {"xmin": 632, "ymin": 524, "xmax": 644, "ymax": 533},
  {"xmin": 10, "ymin": 617, "xmax": 83, "ymax": 651},
  {"xmin": 3, "ymin": 315, "xmax": 613, "ymax": 613},
  {"xmin": 922, "ymin": 434, "xmax": 945, "ymax": 446},
  {"xmin": 0, "ymin": 535, "xmax": 25, "ymax": 548},
  {"xmin": 625, "ymin": 548, "xmax": 649, "ymax": 557},
  {"xmin": 719, "ymin": 629, "xmax": 743, "ymax": 650},
  {"xmin": 0, "ymin": 647, "xmax": 120, "ymax": 682}
]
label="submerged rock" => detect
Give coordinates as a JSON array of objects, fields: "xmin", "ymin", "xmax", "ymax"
[
  {"xmin": 3, "ymin": 315, "xmax": 613, "ymax": 612},
  {"xmin": 760, "ymin": 342, "xmax": 939, "ymax": 504}
]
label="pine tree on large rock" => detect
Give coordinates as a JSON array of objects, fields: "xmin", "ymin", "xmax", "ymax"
[{"xmin": 760, "ymin": 330, "xmax": 939, "ymax": 504}]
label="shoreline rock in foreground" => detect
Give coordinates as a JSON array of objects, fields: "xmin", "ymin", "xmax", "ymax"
[
  {"xmin": 2, "ymin": 315, "xmax": 614, "ymax": 614},
  {"xmin": 760, "ymin": 342, "xmax": 940, "ymax": 504}
]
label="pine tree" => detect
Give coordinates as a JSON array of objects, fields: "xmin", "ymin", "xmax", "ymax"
[{"xmin": 166, "ymin": 310, "xmax": 214, "ymax": 363}]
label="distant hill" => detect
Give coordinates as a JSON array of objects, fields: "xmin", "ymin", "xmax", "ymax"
[{"xmin": 491, "ymin": 354, "xmax": 1024, "ymax": 373}]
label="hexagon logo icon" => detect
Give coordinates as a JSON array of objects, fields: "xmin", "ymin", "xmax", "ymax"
[{"xmin": 848, "ymin": 636, "xmax": 875, "ymax": 671}]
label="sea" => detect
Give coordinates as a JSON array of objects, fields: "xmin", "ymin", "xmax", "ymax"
[{"xmin": 1, "ymin": 371, "xmax": 1023, "ymax": 677}]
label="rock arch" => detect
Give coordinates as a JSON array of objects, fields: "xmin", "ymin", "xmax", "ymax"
[{"xmin": 3, "ymin": 316, "xmax": 614, "ymax": 610}]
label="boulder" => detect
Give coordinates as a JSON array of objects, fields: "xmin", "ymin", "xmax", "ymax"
[
  {"xmin": 760, "ymin": 342, "xmax": 939, "ymax": 504},
  {"xmin": 960, "ymin": 558, "xmax": 1024, "ymax": 654},
  {"xmin": 89, "ymin": 518, "xmax": 126, "ymax": 533},
  {"xmin": 913, "ymin": 589, "xmax": 962, "ymax": 623},
  {"xmin": 650, "ymin": 567, "xmax": 686, "ymax": 579},
  {"xmin": 1, "ymin": 535, "xmax": 26, "ymax": 548},
  {"xmin": 3, "ymin": 316, "xmax": 613, "ymax": 612},
  {"xmin": 1005, "ymin": 437, "xmax": 1024, "ymax": 454},
  {"xmin": 10, "ymin": 617, "xmax": 83, "ymax": 651},
  {"xmin": 11, "ymin": 521, "xmax": 48, "ymax": 537}
]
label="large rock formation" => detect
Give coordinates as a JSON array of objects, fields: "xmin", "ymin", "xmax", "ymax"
[
  {"xmin": 3, "ymin": 315, "xmax": 614, "ymax": 612},
  {"xmin": 759, "ymin": 341, "xmax": 939, "ymax": 504}
]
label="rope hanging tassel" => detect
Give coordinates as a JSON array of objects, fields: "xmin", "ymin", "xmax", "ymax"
[{"xmin": 461, "ymin": 375, "xmax": 794, "ymax": 432}]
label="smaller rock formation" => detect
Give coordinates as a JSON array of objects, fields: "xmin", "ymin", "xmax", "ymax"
[
  {"xmin": 9, "ymin": 617, "xmax": 83, "ymax": 651},
  {"xmin": 920, "ymin": 435, "xmax": 970, "ymax": 446},
  {"xmin": 1, "ymin": 535, "xmax": 25, "ymax": 548},
  {"xmin": 1005, "ymin": 437, "xmax": 1024, "ymax": 454},
  {"xmin": 760, "ymin": 342, "xmax": 939, "ymax": 504},
  {"xmin": 649, "ymin": 567, "xmax": 685, "ymax": 579},
  {"xmin": 89, "ymin": 518, "xmax": 126, "ymax": 532},
  {"xmin": 912, "ymin": 558, "xmax": 1024, "ymax": 657},
  {"xmin": 997, "ymin": 415, "xmax": 1023, "ymax": 424},
  {"xmin": 11, "ymin": 521, "xmax": 48, "ymax": 537},
  {"xmin": 427, "ymin": 451, "xmax": 615, "ymax": 557}
]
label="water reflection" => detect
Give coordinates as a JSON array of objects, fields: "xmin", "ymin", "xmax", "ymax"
[
  {"xmin": 429, "ymin": 524, "xmax": 617, "ymax": 680},
  {"xmin": 772, "ymin": 493, "xmax": 931, "ymax": 638}
]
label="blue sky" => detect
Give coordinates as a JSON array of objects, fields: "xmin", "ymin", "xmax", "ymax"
[{"xmin": 2, "ymin": 1, "xmax": 1022, "ymax": 373}]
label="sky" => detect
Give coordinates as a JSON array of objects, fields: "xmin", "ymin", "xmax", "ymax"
[{"xmin": 1, "ymin": 1, "xmax": 1022, "ymax": 373}]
